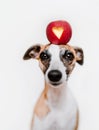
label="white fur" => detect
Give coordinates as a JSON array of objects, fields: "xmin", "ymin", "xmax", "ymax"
[{"xmin": 33, "ymin": 83, "xmax": 78, "ymax": 130}]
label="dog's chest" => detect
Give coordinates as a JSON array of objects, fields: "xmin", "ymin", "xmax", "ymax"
[
  {"xmin": 34, "ymin": 109, "xmax": 69, "ymax": 130},
  {"xmin": 33, "ymin": 88, "xmax": 78, "ymax": 130}
]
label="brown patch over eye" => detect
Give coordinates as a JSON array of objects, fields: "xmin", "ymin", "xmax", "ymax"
[
  {"xmin": 39, "ymin": 51, "xmax": 51, "ymax": 73},
  {"xmin": 63, "ymin": 50, "xmax": 74, "ymax": 62},
  {"xmin": 61, "ymin": 50, "xmax": 74, "ymax": 67},
  {"xmin": 60, "ymin": 49, "xmax": 75, "ymax": 78},
  {"xmin": 40, "ymin": 51, "xmax": 50, "ymax": 61}
]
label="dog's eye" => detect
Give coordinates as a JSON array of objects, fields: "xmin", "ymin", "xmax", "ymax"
[
  {"xmin": 40, "ymin": 52, "xmax": 50, "ymax": 60},
  {"xmin": 63, "ymin": 50, "xmax": 74, "ymax": 61}
]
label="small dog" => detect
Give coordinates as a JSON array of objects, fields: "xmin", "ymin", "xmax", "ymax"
[{"xmin": 23, "ymin": 43, "xmax": 84, "ymax": 130}]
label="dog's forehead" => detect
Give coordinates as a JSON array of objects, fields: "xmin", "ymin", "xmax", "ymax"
[
  {"xmin": 43, "ymin": 44, "xmax": 75, "ymax": 54},
  {"xmin": 48, "ymin": 44, "xmax": 60, "ymax": 55}
]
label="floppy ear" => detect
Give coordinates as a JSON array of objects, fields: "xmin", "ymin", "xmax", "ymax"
[
  {"xmin": 74, "ymin": 47, "xmax": 84, "ymax": 65},
  {"xmin": 23, "ymin": 44, "xmax": 42, "ymax": 60}
]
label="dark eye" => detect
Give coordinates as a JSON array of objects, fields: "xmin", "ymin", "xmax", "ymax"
[
  {"xmin": 63, "ymin": 50, "xmax": 74, "ymax": 61},
  {"xmin": 40, "ymin": 52, "xmax": 50, "ymax": 60}
]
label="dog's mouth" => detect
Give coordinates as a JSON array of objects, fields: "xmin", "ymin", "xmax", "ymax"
[{"xmin": 49, "ymin": 81, "xmax": 62, "ymax": 86}]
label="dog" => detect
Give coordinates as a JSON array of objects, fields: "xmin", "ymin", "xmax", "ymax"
[{"xmin": 23, "ymin": 43, "xmax": 84, "ymax": 130}]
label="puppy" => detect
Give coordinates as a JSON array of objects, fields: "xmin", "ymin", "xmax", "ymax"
[{"xmin": 23, "ymin": 43, "xmax": 84, "ymax": 130}]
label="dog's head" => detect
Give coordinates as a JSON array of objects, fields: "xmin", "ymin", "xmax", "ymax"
[{"xmin": 23, "ymin": 44, "xmax": 84, "ymax": 86}]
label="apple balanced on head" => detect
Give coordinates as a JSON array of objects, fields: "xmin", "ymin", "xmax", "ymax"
[{"xmin": 46, "ymin": 20, "xmax": 72, "ymax": 45}]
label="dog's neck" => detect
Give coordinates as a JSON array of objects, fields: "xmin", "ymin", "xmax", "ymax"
[{"xmin": 45, "ymin": 81, "xmax": 67, "ymax": 108}]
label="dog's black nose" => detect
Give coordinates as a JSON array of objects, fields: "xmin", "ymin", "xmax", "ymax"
[{"xmin": 48, "ymin": 70, "xmax": 62, "ymax": 82}]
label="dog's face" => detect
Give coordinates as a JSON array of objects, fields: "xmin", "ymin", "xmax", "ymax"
[{"xmin": 23, "ymin": 44, "xmax": 83, "ymax": 86}]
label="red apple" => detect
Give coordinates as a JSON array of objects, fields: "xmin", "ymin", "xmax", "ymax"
[{"xmin": 46, "ymin": 20, "xmax": 72, "ymax": 45}]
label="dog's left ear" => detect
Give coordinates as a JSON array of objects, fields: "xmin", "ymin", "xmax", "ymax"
[
  {"xmin": 74, "ymin": 47, "xmax": 84, "ymax": 65},
  {"xmin": 23, "ymin": 44, "xmax": 42, "ymax": 60}
]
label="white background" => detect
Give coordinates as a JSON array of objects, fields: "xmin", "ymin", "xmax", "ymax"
[{"xmin": 0, "ymin": 0, "xmax": 99, "ymax": 130}]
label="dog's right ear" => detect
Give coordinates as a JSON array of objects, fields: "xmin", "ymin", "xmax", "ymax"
[{"xmin": 23, "ymin": 44, "xmax": 42, "ymax": 60}]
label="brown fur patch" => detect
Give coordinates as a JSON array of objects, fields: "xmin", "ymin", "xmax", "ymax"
[
  {"xmin": 33, "ymin": 85, "xmax": 50, "ymax": 119},
  {"xmin": 39, "ymin": 58, "xmax": 50, "ymax": 73},
  {"xmin": 59, "ymin": 45, "xmax": 76, "ymax": 77}
]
